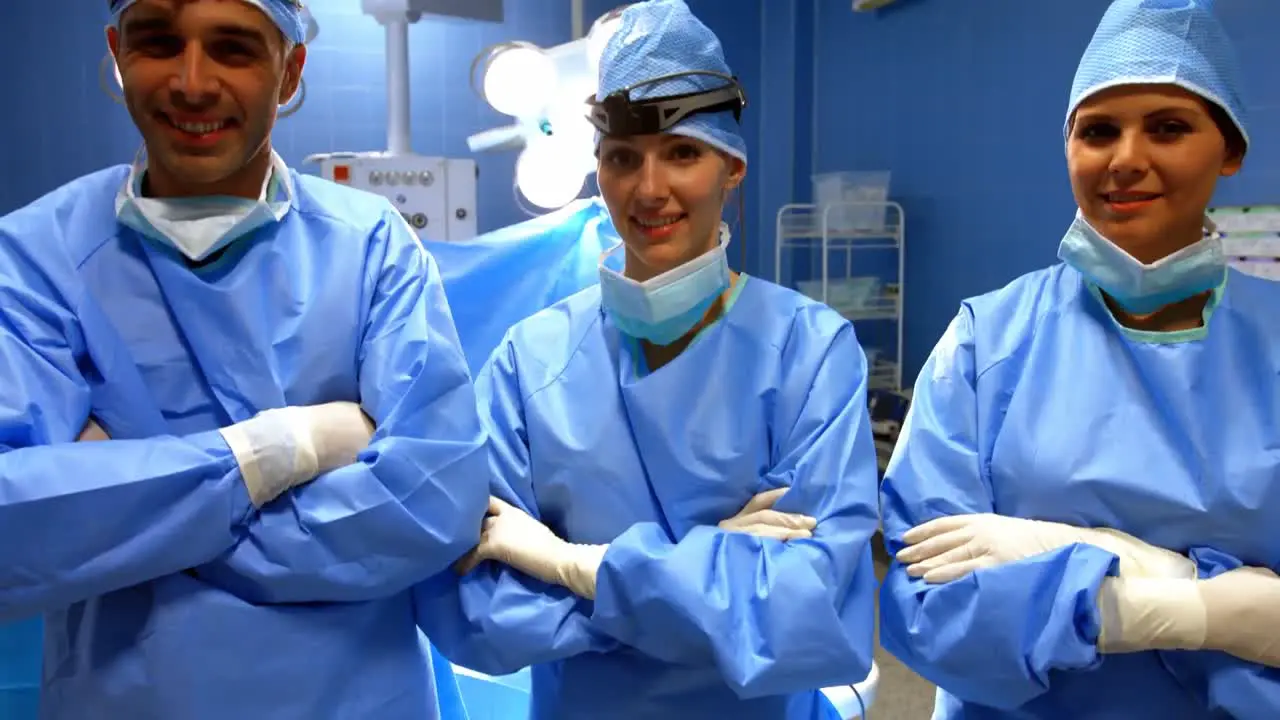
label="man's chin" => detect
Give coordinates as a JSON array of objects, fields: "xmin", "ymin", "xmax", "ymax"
[{"xmin": 146, "ymin": 151, "xmax": 247, "ymax": 194}]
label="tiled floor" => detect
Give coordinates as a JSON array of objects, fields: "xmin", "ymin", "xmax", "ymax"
[{"xmin": 867, "ymin": 541, "xmax": 937, "ymax": 719}]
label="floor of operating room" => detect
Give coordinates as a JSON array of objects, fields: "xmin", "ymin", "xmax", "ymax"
[{"xmin": 867, "ymin": 534, "xmax": 937, "ymax": 718}]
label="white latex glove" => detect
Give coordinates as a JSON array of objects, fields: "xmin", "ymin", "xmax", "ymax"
[
  {"xmin": 719, "ymin": 487, "xmax": 817, "ymax": 541},
  {"xmin": 219, "ymin": 402, "xmax": 374, "ymax": 507},
  {"xmin": 1096, "ymin": 576, "xmax": 1206, "ymax": 653},
  {"xmin": 77, "ymin": 418, "xmax": 109, "ymax": 442},
  {"xmin": 898, "ymin": 513, "xmax": 1195, "ymax": 584},
  {"xmin": 456, "ymin": 497, "xmax": 607, "ymax": 600},
  {"xmin": 1199, "ymin": 566, "xmax": 1280, "ymax": 666},
  {"xmin": 1098, "ymin": 567, "xmax": 1280, "ymax": 667}
]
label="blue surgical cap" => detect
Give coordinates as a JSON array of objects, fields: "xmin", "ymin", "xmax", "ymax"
[
  {"xmin": 595, "ymin": 0, "xmax": 747, "ymax": 163},
  {"xmin": 1066, "ymin": 0, "xmax": 1247, "ymax": 150},
  {"xmin": 109, "ymin": 0, "xmax": 308, "ymax": 46}
]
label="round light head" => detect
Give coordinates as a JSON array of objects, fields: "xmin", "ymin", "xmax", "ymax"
[
  {"xmin": 516, "ymin": 137, "xmax": 588, "ymax": 210},
  {"xmin": 484, "ymin": 45, "xmax": 557, "ymax": 119},
  {"xmin": 544, "ymin": 102, "xmax": 597, "ymax": 169}
]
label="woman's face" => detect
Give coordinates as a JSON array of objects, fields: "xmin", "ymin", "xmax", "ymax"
[
  {"xmin": 596, "ymin": 133, "xmax": 745, "ymax": 282},
  {"xmin": 1067, "ymin": 84, "xmax": 1243, "ymax": 264}
]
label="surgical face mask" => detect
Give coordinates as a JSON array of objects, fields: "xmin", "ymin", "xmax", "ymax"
[
  {"xmin": 115, "ymin": 151, "xmax": 293, "ymax": 262},
  {"xmin": 599, "ymin": 222, "xmax": 731, "ymax": 345},
  {"xmin": 1058, "ymin": 210, "xmax": 1225, "ymax": 315}
]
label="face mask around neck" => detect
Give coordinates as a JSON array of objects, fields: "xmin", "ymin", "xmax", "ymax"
[
  {"xmin": 1057, "ymin": 210, "xmax": 1225, "ymax": 314},
  {"xmin": 598, "ymin": 222, "xmax": 732, "ymax": 345},
  {"xmin": 115, "ymin": 151, "xmax": 293, "ymax": 262}
]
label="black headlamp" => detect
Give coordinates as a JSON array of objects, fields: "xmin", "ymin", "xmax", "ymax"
[{"xmin": 586, "ymin": 71, "xmax": 746, "ymax": 137}]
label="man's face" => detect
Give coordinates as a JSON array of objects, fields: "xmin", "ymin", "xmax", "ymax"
[{"xmin": 108, "ymin": 0, "xmax": 305, "ymax": 196}]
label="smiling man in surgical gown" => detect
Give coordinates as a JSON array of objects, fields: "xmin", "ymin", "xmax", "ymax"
[
  {"xmin": 879, "ymin": 1, "xmax": 1280, "ymax": 718},
  {"xmin": 0, "ymin": 1, "xmax": 488, "ymax": 718},
  {"xmin": 415, "ymin": 1, "xmax": 880, "ymax": 718}
]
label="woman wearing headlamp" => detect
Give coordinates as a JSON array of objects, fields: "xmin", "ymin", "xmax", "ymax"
[{"xmin": 415, "ymin": 1, "xmax": 880, "ymax": 718}]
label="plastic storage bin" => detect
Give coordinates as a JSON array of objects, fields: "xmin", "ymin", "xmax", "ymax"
[
  {"xmin": 812, "ymin": 171, "xmax": 892, "ymax": 233},
  {"xmin": 797, "ymin": 277, "xmax": 882, "ymax": 315}
]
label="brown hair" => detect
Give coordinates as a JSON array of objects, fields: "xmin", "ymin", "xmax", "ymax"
[{"xmin": 1205, "ymin": 101, "xmax": 1247, "ymax": 163}]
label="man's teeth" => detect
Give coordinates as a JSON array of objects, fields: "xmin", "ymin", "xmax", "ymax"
[
  {"xmin": 173, "ymin": 119, "xmax": 227, "ymax": 134},
  {"xmin": 635, "ymin": 216, "xmax": 681, "ymax": 228}
]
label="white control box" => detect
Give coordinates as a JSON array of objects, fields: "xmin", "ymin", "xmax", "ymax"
[{"xmin": 307, "ymin": 152, "xmax": 478, "ymax": 242}]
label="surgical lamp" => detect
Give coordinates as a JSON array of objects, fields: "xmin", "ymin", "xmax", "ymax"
[{"xmin": 466, "ymin": 7, "xmax": 625, "ymax": 212}]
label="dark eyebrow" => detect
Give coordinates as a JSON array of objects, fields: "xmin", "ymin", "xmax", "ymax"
[
  {"xmin": 209, "ymin": 24, "xmax": 271, "ymax": 47},
  {"xmin": 121, "ymin": 16, "xmax": 172, "ymax": 36},
  {"xmin": 1073, "ymin": 112, "xmax": 1111, "ymax": 125},
  {"xmin": 1144, "ymin": 105, "xmax": 1199, "ymax": 119},
  {"xmin": 122, "ymin": 17, "xmax": 270, "ymax": 47},
  {"xmin": 1076, "ymin": 104, "xmax": 1201, "ymax": 125}
]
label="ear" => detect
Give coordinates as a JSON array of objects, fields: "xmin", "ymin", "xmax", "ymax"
[
  {"xmin": 278, "ymin": 44, "xmax": 307, "ymax": 105},
  {"xmin": 1220, "ymin": 147, "xmax": 1244, "ymax": 178},
  {"xmin": 106, "ymin": 25, "xmax": 121, "ymax": 60},
  {"xmin": 724, "ymin": 155, "xmax": 747, "ymax": 191}
]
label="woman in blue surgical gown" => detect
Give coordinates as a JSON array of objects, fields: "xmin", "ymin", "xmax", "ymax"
[
  {"xmin": 879, "ymin": 1, "xmax": 1280, "ymax": 718},
  {"xmin": 414, "ymin": 1, "xmax": 879, "ymax": 718}
]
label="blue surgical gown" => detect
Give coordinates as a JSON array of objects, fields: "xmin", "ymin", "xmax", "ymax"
[
  {"xmin": 424, "ymin": 196, "xmax": 622, "ymax": 375},
  {"xmin": 416, "ymin": 276, "xmax": 880, "ymax": 720},
  {"xmin": 880, "ymin": 264, "xmax": 1280, "ymax": 719},
  {"xmin": 0, "ymin": 166, "xmax": 489, "ymax": 719}
]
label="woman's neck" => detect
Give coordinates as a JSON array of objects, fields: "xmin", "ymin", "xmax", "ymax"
[{"xmin": 1104, "ymin": 290, "xmax": 1210, "ymax": 333}]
